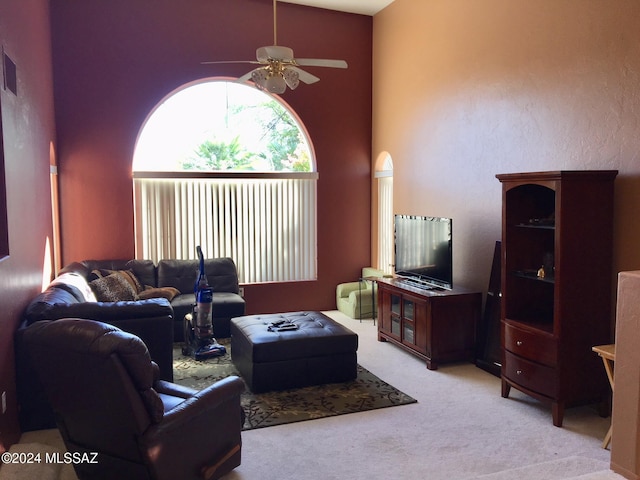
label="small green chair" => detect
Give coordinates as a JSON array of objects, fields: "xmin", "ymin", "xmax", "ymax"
[{"xmin": 336, "ymin": 267, "xmax": 385, "ymax": 320}]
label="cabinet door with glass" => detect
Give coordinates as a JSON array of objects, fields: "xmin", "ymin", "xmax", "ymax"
[
  {"xmin": 390, "ymin": 293, "xmax": 402, "ymax": 338},
  {"xmin": 399, "ymin": 293, "xmax": 428, "ymax": 355},
  {"xmin": 402, "ymin": 297, "xmax": 415, "ymax": 345},
  {"xmin": 379, "ymin": 289, "xmax": 425, "ymax": 351},
  {"xmin": 379, "ymin": 288, "xmax": 401, "ymax": 341}
]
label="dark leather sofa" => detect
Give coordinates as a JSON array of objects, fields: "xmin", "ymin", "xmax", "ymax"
[
  {"xmin": 16, "ymin": 257, "xmax": 245, "ymax": 431},
  {"xmin": 25, "ymin": 257, "xmax": 246, "ymax": 342}
]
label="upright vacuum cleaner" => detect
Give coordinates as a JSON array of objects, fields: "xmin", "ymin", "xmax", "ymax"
[{"xmin": 182, "ymin": 246, "xmax": 227, "ymax": 360}]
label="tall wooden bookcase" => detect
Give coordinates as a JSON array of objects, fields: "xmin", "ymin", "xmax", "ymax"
[{"xmin": 496, "ymin": 170, "xmax": 617, "ymax": 427}]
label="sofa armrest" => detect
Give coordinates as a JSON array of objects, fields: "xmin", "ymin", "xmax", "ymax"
[
  {"xmin": 349, "ymin": 289, "xmax": 374, "ymax": 303},
  {"xmin": 143, "ymin": 376, "xmax": 245, "ymax": 480},
  {"xmin": 157, "ymin": 376, "xmax": 244, "ymax": 427},
  {"xmin": 336, "ymin": 281, "xmax": 365, "ymax": 299},
  {"xmin": 24, "ymin": 293, "xmax": 174, "ymax": 379},
  {"xmin": 27, "ymin": 298, "xmax": 173, "ymax": 323},
  {"xmin": 155, "ymin": 380, "xmax": 198, "ymax": 399}
]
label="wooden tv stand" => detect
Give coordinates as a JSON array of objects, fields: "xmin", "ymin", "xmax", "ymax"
[{"xmin": 377, "ymin": 277, "xmax": 481, "ymax": 370}]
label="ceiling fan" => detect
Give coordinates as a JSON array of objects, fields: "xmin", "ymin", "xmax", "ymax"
[{"xmin": 201, "ymin": 0, "xmax": 348, "ymax": 94}]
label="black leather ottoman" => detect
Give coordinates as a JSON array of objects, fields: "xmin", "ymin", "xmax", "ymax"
[{"xmin": 230, "ymin": 311, "xmax": 358, "ymax": 393}]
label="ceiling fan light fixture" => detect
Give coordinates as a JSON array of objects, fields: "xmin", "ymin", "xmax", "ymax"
[
  {"xmin": 252, "ymin": 68, "xmax": 287, "ymax": 94},
  {"xmin": 283, "ymin": 68, "xmax": 300, "ymax": 90},
  {"xmin": 264, "ymin": 74, "xmax": 286, "ymax": 94}
]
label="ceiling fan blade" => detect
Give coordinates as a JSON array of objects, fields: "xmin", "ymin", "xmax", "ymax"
[
  {"xmin": 295, "ymin": 58, "xmax": 348, "ymax": 69},
  {"xmin": 201, "ymin": 60, "xmax": 262, "ymax": 65},
  {"xmin": 288, "ymin": 66, "xmax": 320, "ymax": 85}
]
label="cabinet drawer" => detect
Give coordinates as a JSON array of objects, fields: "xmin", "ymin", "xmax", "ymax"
[
  {"xmin": 504, "ymin": 323, "xmax": 557, "ymax": 367},
  {"xmin": 504, "ymin": 351, "xmax": 557, "ymax": 398}
]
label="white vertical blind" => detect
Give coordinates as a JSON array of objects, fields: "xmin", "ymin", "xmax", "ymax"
[
  {"xmin": 133, "ymin": 172, "xmax": 317, "ymax": 283},
  {"xmin": 377, "ymin": 174, "xmax": 394, "ymax": 275}
]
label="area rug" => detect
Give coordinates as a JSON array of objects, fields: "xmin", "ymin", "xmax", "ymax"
[{"xmin": 172, "ymin": 341, "xmax": 417, "ymax": 431}]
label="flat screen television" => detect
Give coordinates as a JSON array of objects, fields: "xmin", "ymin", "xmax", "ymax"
[{"xmin": 394, "ymin": 214, "xmax": 453, "ymax": 289}]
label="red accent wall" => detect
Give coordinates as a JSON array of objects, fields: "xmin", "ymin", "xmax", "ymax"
[
  {"xmin": 0, "ymin": 0, "xmax": 57, "ymax": 449},
  {"xmin": 50, "ymin": 0, "xmax": 373, "ymax": 313}
]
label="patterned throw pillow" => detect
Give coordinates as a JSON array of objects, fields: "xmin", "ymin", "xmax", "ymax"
[
  {"xmin": 89, "ymin": 269, "xmax": 144, "ymax": 293},
  {"xmin": 89, "ymin": 273, "xmax": 138, "ymax": 302}
]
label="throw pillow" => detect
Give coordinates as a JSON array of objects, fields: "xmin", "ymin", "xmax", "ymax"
[
  {"xmin": 50, "ymin": 272, "xmax": 98, "ymax": 302},
  {"xmin": 137, "ymin": 286, "xmax": 181, "ymax": 301},
  {"xmin": 90, "ymin": 274, "xmax": 138, "ymax": 302},
  {"xmin": 89, "ymin": 269, "xmax": 143, "ymax": 294}
]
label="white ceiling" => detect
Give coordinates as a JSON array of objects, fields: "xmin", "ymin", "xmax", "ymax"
[{"xmin": 280, "ymin": 0, "xmax": 395, "ymax": 16}]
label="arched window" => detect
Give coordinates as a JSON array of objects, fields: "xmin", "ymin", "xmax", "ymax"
[
  {"xmin": 375, "ymin": 152, "xmax": 393, "ymax": 275},
  {"xmin": 133, "ymin": 79, "xmax": 317, "ymax": 283}
]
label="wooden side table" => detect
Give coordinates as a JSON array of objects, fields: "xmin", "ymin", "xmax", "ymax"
[{"xmin": 592, "ymin": 343, "xmax": 615, "ymax": 449}]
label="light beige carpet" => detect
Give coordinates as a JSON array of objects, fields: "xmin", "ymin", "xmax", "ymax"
[
  {"xmin": 173, "ymin": 340, "xmax": 416, "ymax": 430},
  {"xmin": 471, "ymin": 456, "xmax": 615, "ymax": 479},
  {"xmin": 6, "ymin": 311, "xmax": 625, "ymax": 480},
  {"xmin": 0, "ymin": 441, "xmax": 65, "ymax": 480}
]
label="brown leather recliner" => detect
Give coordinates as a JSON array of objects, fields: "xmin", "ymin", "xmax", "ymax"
[{"xmin": 21, "ymin": 318, "xmax": 245, "ymax": 480}]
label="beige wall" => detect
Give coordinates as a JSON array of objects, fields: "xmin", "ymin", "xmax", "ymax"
[{"xmin": 372, "ymin": 0, "xmax": 640, "ymax": 293}]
